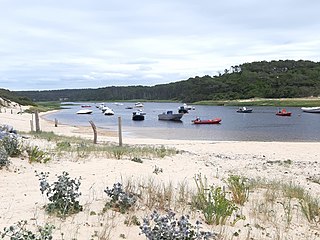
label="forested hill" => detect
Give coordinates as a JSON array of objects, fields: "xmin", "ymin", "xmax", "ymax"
[
  {"xmin": 15, "ymin": 60, "xmax": 320, "ymax": 103},
  {"xmin": 0, "ymin": 88, "xmax": 34, "ymax": 106}
]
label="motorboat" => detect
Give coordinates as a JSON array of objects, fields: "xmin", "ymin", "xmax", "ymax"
[
  {"xmin": 76, "ymin": 109, "xmax": 93, "ymax": 114},
  {"xmin": 276, "ymin": 108, "xmax": 291, "ymax": 116},
  {"xmin": 192, "ymin": 117, "xmax": 222, "ymax": 124},
  {"xmin": 178, "ymin": 105, "xmax": 189, "ymax": 114},
  {"xmin": 158, "ymin": 111, "xmax": 183, "ymax": 121},
  {"xmin": 135, "ymin": 102, "xmax": 144, "ymax": 108},
  {"xmin": 81, "ymin": 105, "xmax": 91, "ymax": 108},
  {"xmin": 103, "ymin": 107, "xmax": 115, "ymax": 115},
  {"xmin": 183, "ymin": 103, "xmax": 195, "ymax": 110},
  {"xmin": 301, "ymin": 107, "xmax": 320, "ymax": 113},
  {"xmin": 237, "ymin": 107, "xmax": 253, "ymax": 113},
  {"xmin": 132, "ymin": 111, "xmax": 145, "ymax": 121}
]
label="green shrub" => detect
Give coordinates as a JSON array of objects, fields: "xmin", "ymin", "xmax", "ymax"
[
  {"xmin": 140, "ymin": 210, "xmax": 216, "ymax": 239},
  {"xmin": 104, "ymin": 182, "xmax": 137, "ymax": 213},
  {"xmin": 226, "ymin": 175, "xmax": 249, "ymax": 205},
  {"xmin": 0, "ymin": 220, "xmax": 54, "ymax": 240},
  {"xmin": 1, "ymin": 135, "xmax": 22, "ymax": 157},
  {"xmin": 36, "ymin": 171, "xmax": 83, "ymax": 217},
  {"xmin": 193, "ymin": 174, "xmax": 238, "ymax": 225},
  {"xmin": 27, "ymin": 146, "xmax": 51, "ymax": 163}
]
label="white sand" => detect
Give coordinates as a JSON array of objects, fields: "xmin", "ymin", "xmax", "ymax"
[{"xmin": 0, "ymin": 109, "xmax": 320, "ymax": 239}]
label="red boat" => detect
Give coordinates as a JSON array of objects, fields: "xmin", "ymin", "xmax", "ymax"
[
  {"xmin": 193, "ymin": 118, "xmax": 222, "ymax": 124},
  {"xmin": 276, "ymin": 109, "xmax": 291, "ymax": 116}
]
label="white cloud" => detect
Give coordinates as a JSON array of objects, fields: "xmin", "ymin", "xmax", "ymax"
[{"xmin": 0, "ymin": 0, "xmax": 320, "ymax": 90}]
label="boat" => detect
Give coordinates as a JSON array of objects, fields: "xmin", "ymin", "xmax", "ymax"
[
  {"xmin": 135, "ymin": 102, "xmax": 144, "ymax": 108},
  {"xmin": 276, "ymin": 108, "xmax": 291, "ymax": 116},
  {"xmin": 183, "ymin": 103, "xmax": 195, "ymax": 110},
  {"xmin": 103, "ymin": 107, "xmax": 115, "ymax": 115},
  {"xmin": 158, "ymin": 111, "xmax": 184, "ymax": 121},
  {"xmin": 301, "ymin": 107, "xmax": 320, "ymax": 113},
  {"xmin": 81, "ymin": 105, "xmax": 91, "ymax": 108},
  {"xmin": 132, "ymin": 111, "xmax": 145, "ymax": 121},
  {"xmin": 125, "ymin": 106, "xmax": 133, "ymax": 109},
  {"xmin": 192, "ymin": 117, "xmax": 222, "ymax": 124},
  {"xmin": 178, "ymin": 105, "xmax": 189, "ymax": 114},
  {"xmin": 76, "ymin": 109, "xmax": 93, "ymax": 114},
  {"xmin": 237, "ymin": 107, "xmax": 253, "ymax": 113}
]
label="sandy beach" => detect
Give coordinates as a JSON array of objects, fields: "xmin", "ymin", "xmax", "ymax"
[{"xmin": 0, "ymin": 108, "xmax": 320, "ymax": 239}]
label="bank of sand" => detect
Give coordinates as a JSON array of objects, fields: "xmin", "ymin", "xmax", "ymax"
[{"xmin": 0, "ymin": 109, "xmax": 320, "ymax": 239}]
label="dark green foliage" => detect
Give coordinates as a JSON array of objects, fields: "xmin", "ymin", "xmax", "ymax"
[
  {"xmin": 0, "ymin": 220, "xmax": 54, "ymax": 240},
  {"xmin": 0, "ymin": 88, "xmax": 34, "ymax": 106},
  {"xmin": 36, "ymin": 171, "xmax": 83, "ymax": 217},
  {"xmin": 14, "ymin": 60, "xmax": 320, "ymax": 102}
]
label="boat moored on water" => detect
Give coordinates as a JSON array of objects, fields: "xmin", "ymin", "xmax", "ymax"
[
  {"xmin": 104, "ymin": 107, "xmax": 115, "ymax": 115},
  {"xmin": 135, "ymin": 102, "xmax": 144, "ymax": 108},
  {"xmin": 192, "ymin": 117, "xmax": 222, "ymax": 124},
  {"xmin": 301, "ymin": 107, "xmax": 320, "ymax": 113},
  {"xmin": 237, "ymin": 107, "xmax": 253, "ymax": 113},
  {"xmin": 276, "ymin": 109, "xmax": 291, "ymax": 116},
  {"xmin": 76, "ymin": 109, "xmax": 93, "ymax": 114},
  {"xmin": 158, "ymin": 111, "xmax": 183, "ymax": 121},
  {"xmin": 132, "ymin": 111, "xmax": 145, "ymax": 121}
]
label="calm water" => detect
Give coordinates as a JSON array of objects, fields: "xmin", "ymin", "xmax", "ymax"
[{"xmin": 43, "ymin": 102, "xmax": 320, "ymax": 141}]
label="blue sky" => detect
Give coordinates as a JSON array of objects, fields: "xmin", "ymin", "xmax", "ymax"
[{"xmin": 1, "ymin": 0, "xmax": 320, "ymax": 91}]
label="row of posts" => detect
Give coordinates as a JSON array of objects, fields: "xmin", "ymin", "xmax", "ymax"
[{"xmin": 30, "ymin": 111, "xmax": 123, "ymax": 146}]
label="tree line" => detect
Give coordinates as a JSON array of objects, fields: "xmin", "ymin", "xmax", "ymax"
[{"xmin": 11, "ymin": 60, "xmax": 320, "ymax": 103}]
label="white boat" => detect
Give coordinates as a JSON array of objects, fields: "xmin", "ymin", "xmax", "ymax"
[
  {"xmin": 237, "ymin": 106, "xmax": 253, "ymax": 113},
  {"xmin": 132, "ymin": 111, "xmax": 145, "ymax": 121},
  {"xmin": 183, "ymin": 103, "xmax": 195, "ymax": 110},
  {"xmin": 301, "ymin": 107, "xmax": 320, "ymax": 113},
  {"xmin": 135, "ymin": 102, "xmax": 144, "ymax": 108},
  {"xmin": 104, "ymin": 107, "xmax": 115, "ymax": 115},
  {"xmin": 158, "ymin": 111, "xmax": 184, "ymax": 121},
  {"xmin": 76, "ymin": 109, "xmax": 93, "ymax": 114}
]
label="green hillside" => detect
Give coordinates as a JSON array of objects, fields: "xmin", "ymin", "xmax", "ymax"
[
  {"xmin": 0, "ymin": 88, "xmax": 34, "ymax": 106},
  {"xmin": 15, "ymin": 60, "xmax": 320, "ymax": 103}
]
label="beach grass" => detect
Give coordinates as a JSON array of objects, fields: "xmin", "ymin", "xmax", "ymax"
[{"xmin": 25, "ymin": 131, "xmax": 178, "ymax": 159}]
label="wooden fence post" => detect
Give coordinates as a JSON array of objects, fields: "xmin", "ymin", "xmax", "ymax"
[
  {"xmin": 118, "ymin": 116, "xmax": 123, "ymax": 147},
  {"xmin": 54, "ymin": 118, "xmax": 58, "ymax": 127},
  {"xmin": 89, "ymin": 120, "xmax": 97, "ymax": 144},
  {"xmin": 35, "ymin": 111, "xmax": 40, "ymax": 132}
]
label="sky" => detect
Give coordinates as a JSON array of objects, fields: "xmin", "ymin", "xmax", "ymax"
[{"xmin": 1, "ymin": 0, "xmax": 320, "ymax": 91}]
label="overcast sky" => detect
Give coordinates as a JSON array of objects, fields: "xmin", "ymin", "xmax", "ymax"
[{"xmin": 1, "ymin": 0, "xmax": 320, "ymax": 91}]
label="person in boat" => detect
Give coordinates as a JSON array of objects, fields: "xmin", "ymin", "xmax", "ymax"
[{"xmin": 195, "ymin": 116, "xmax": 200, "ymax": 121}]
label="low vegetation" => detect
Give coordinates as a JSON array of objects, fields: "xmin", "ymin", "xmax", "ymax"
[
  {"xmin": 36, "ymin": 171, "xmax": 83, "ymax": 217},
  {"xmin": 27, "ymin": 131, "xmax": 178, "ymax": 160}
]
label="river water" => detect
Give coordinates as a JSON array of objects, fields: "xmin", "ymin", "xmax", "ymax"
[{"xmin": 43, "ymin": 102, "xmax": 320, "ymax": 141}]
